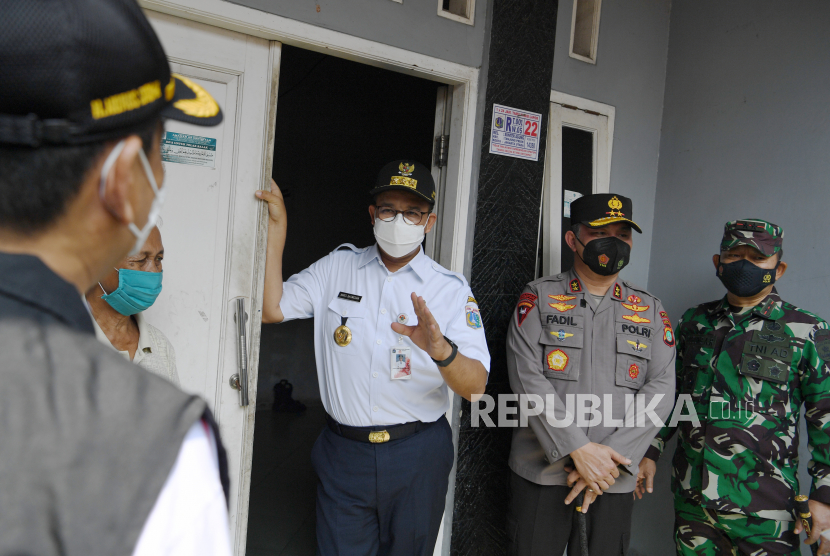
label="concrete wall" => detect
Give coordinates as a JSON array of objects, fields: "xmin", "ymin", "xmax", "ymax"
[
  {"xmin": 648, "ymin": 2, "xmax": 830, "ymax": 555},
  {"xmin": 550, "ymin": 0, "xmax": 672, "ymax": 288},
  {"xmin": 225, "ymin": 0, "xmax": 488, "ymax": 68}
]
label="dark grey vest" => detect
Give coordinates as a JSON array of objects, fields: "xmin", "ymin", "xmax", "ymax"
[{"xmin": 0, "ymin": 319, "xmax": 208, "ymax": 555}]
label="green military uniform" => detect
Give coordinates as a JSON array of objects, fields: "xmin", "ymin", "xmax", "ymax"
[{"xmin": 646, "ymin": 220, "xmax": 830, "ymax": 555}]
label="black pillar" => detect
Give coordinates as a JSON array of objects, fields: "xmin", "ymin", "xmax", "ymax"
[{"xmin": 451, "ymin": 1, "xmax": 559, "ymax": 554}]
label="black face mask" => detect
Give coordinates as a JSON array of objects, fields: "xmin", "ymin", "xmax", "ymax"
[
  {"xmin": 716, "ymin": 258, "xmax": 777, "ymax": 297},
  {"xmin": 576, "ymin": 236, "xmax": 631, "ymax": 276}
]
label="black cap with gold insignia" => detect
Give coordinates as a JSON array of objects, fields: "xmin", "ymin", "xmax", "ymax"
[
  {"xmin": 0, "ymin": 0, "xmax": 222, "ymax": 147},
  {"xmin": 369, "ymin": 160, "xmax": 436, "ymax": 205},
  {"xmin": 570, "ymin": 193, "xmax": 642, "ymax": 233}
]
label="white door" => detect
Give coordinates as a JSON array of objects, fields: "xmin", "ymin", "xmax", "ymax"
[
  {"xmin": 539, "ymin": 99, "xmax": 612, "ymax": 277},
  {"xmin": 142, "ymin": 11, "xmax": 278, "ymax": 555}
]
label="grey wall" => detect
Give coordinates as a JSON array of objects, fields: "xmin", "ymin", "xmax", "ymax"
[
  {"xmin": 550, "ymin": 0, "xmax": 672, "ymax": 288},
  {"xmin": 648, "ymin": 2, "xmax": 830, "ymax": 555},
  {"xmin": 225, "ymin": 0, "xmax": 488, "ymax": 68}
]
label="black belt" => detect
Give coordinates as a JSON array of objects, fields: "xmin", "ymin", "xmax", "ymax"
[{"xmin": 325, "ymin": 414, "xmax": 438, "ymax": 444}]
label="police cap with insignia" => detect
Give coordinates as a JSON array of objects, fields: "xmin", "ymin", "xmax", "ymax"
[
  {"xmin": 0, "ymin": 0, "xmax": 223, "ymax": 148},
  {"xmin": 570, "ymin": 193, "xmax": 642, "ymax": 233},
  {"xmin": 720, "ymin": 219, "xmax": 784, "ymax": 257},
  {"xmin": 369, "ymin": 160, "xmax": 436, "ymax": 205}
]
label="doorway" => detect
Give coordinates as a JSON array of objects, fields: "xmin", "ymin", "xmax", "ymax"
[{"xmin": 245, "ymin": 45, "xmax": 444, "ymax": 556}]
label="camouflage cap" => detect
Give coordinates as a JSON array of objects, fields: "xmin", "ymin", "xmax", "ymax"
[{"xmin": 720, "ymin": 219, "xmax": 784, "ymax": 257}]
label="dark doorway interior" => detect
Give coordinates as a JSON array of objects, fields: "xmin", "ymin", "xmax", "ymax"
[{"xmin": 247, "ymin": 44, "xmax": 442, "ymax": 556}]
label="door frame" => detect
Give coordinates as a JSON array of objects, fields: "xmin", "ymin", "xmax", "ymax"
[
  {"xmin": 139, "ymin": 2, "xmax": 480, "ymax": 554},
  {"xmin": 538, "ymin": 90, "xmax": 615, "ymax": 277}
]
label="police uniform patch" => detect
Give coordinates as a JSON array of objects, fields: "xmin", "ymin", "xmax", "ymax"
[
  {"xmin": 622, "ymin": 303, "xmax": 650, "ymax": 312},
  {"xmin": 570, "ymin": 279, "xmax": 582, "ymax": 293},
  {"xmin": 663, "ymin": 326, "xmax": 675, "ymax": 347},
  {"xmin": 549, "ymin": 302, "xmax": 576, "ymax": 312},
  {"xmin": 628, "ymin": 295, "xmax": 642, "ymax": 304},
  {"xmin": 549, "ymin": 294, "xmax": 577, "ymax": 302},
  {"xmin": 516, "ymin": 293, "xmax": 537, "ymax": 327},
  {"xmin": 466, "ymin": 306, "xmax": 483, "ymax": 329},
  {"xmin": 628, "ymin": 363, "xmax": 640, "ymax": 379},
  {"xmin": 552, "ymin": 329, "xmax": 574, "ymax": 341},
  {"xmin": 814, "ymin": 329, "xmax": 830, "ymax": 361},
  {"xmin": 613, "ymin": 284, "xmax": 623, "ymax": 300},
  {"xmin": 547, "ymin": 349, "xmax": 569, "ymax": 372},
  {"xmin": 622, "ymin": 314, "xmax": 651, "ymax": 324}
]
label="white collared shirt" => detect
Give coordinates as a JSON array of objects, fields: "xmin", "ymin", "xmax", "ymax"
[
  {"xmin": 92, "ymin": 312, "xmax": 181, "ymax": 386},
  {"xmin": 279, "ymin": 244, "xmax": 490, "ymax": 427}
]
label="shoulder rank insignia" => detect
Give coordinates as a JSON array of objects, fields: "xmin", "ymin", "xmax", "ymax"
[
  {"xmin": 623, "ymin": 314, "xmax": 651, "ymax": 324},
  {"xmin": 622, "ymin": 303, "xmax": 650, "ymax": 312},
  {"xmin": 627, "ymin": 340, "xmax": 647, "ymax": 352},
  {"xmin": 547, "ymin": 349, "xmax": 569, "ymax": 372},
  {"xmin": 516, "ymin": 292, "xmax": 537, "ymax": 327},
  {"xmin": 552, "ymin": 329, "xmax": 574, "ymax": 341},
  {"xmin": 627, "ymin": 295, "xmax": 642, "ymax": 304},
  {"xmin": 569, "ymin": 279, "xmax": 582, "ymax": 293},
  {"xmin": 549, "ymin": 302, "xmax": 577, "ymax": 312},
  {"xmin": 613, "ymin": 284, "xmax": 622, "ymax": 300},
  {"xmin": 549, "ymin": 294, "xmax": 577, "ymax": 302}
]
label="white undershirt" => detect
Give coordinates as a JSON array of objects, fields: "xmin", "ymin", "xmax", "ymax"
[{"xmin": 132, "ymin": 421, "xmax": 232, "ymax": 556}]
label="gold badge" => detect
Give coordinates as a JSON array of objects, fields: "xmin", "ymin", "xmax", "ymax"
[
  {"xmin": 549, "ymin": 294, "xmax": 577, "ymax": 301},
  {"xmin": 334, "ymin": 324, "xmax": 352, "ymax": 346},
  {"xmin": 622, "ymin": 303, "xmax": 651, "ymax": 312},
  {"xmin": 607, "ymin": 196, "xmax": 624, "ymax": 217},
  {"xmin": 399, "ymin": 162, "xmax": 415, "ymax": 175}
]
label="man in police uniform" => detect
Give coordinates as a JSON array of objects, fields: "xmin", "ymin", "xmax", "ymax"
[
  {"xmin": 639, "ymin": 220, "xmax": 830, "ymax": 555},
  {"xmin": 256, "ymin": 160, "xmax": 490, "ymax": 555},
  {"xmin": 506, "ymin": 193, "xmax": 676, "ymax": 555}
]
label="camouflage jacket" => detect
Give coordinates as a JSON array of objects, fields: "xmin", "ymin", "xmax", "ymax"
[{"xmin": 646, "ymin": 289, "xmax": 830, "ymax": 520}]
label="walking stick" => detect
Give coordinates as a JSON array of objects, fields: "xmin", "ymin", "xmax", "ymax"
[{"xmin": 794, "ymin": 494, "xmax": 818, "ymax": 556}]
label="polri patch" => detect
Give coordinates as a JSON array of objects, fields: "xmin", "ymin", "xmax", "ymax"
[
  {"xmin": 516, "ymin": 292, "xmax": 537, "ymax": 327},
  {"xmin": 338, "ymin": 292, "xmax": 362, "ymax": 303},
  {"xmin": 466, "ymin": 306, "xmax": 483, "ymax": 329},
  {"xmin": 547, "ymin": 349, "xmax": 569, "ymax": 371}
]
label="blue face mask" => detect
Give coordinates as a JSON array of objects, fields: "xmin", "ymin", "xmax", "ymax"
[{"xmin": 100, "ymin": 269, "xmax": 163, "ymax": 316}]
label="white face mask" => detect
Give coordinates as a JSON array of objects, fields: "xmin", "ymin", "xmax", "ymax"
[
  {"xmin": 374, "ymin": 213, "xmax": 426, "ymax": 258},
  {"xmin": 99, "ymin": 139, "xmax": 166, "ymax": 256}
]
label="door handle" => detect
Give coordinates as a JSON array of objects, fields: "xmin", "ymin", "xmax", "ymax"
[{"xmin": 234, "ymin": 297, "xmax": 250, "ymax": 406}]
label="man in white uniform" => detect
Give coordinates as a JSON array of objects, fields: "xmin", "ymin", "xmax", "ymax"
[{"xmin": 256, "ymin": 160, "xmax": 491, "ymax": 556}]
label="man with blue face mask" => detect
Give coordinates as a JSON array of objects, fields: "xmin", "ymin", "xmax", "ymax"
[
  {"xmin": 0, "ymin": 1, "xmax": 229, "ymax": 554},
  {"xmin": 256, "ymin": 160, "xmax": 491, "ymax": 556},
  {"xmin": 86, "ymin": 226, "xmax": 180, "ymax": 386}
]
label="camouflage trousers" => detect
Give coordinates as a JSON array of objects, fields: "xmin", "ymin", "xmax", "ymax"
[{"xmin": 675, "ymin": 495, "xmax": 800, "ymax": 556}]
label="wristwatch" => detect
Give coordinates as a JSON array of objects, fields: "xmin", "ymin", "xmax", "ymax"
[{"xmin": 431, "ymin": 336, "xmax": 458, "ymax": 367}]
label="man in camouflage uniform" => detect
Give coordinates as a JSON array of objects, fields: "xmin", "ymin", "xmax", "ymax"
[
  {"xmin": 639, "ymin": 219, "xmax": 830, "ymax": 555},
  {"xmin": 506, "ymin": 194, "xmax": 676, "ymax": 555}
]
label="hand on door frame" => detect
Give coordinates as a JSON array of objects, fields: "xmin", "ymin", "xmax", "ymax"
[{"xmin": 256, "ymin": 179, "xmax": 288, "ymax": 323}]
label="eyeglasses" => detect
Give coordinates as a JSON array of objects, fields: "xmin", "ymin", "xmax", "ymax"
[{"xmin": 375, "ymin": 206, "xmax": 431, "ymax": 225}]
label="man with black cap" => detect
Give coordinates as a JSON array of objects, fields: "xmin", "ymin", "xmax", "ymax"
[
  {"xmin": 256, "ymin": 160, "xmax": 490, "ymax": 555},
  {"xmin": 505, "ymin": 193, "xmax": 676, "ymax": 555},
  {"xmin": 639, "ymin": 219, "xmax": 830, "ymax": 555},
  {"xmin": 0, "ymin": 1, "xmax": 228, "ymax": 554}
]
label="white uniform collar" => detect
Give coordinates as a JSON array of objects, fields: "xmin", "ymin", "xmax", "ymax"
[{"xmin": 360, "ymin": 244, "xmax": 429, "ymax": 282}]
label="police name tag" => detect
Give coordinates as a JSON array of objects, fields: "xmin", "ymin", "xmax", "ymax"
[{"xmin": 391, "ymin": 347, "xmax": 412, "ymax": 380}]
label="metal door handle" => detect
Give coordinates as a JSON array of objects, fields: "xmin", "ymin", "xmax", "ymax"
[{"xmin": 234, "ymin": 298, "xmax": 249, "ymax": 406}]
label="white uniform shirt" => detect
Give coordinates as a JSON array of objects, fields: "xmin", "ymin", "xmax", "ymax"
[{"xmin": 279, "ymin": 244, "xmax": 491, "ymax": 427}]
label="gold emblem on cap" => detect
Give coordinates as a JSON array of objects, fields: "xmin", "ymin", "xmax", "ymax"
[
  {"xmin": 607, "ymin": 196, "xmax": 624, "ymax": 217},
  {"xmin": 334, "ymin": 324, "xmax": 352, "ymax": 347},
  {"xmin": 399, "ymin": 162, "xmax": 415, "ymax": 175},
  {"xmin": 389, "ymin": 176, "xmax": 417, "ymax": 189},
  {"xmin": 173, "ymin": 74, "xmax": 220, "ymax": 118}
]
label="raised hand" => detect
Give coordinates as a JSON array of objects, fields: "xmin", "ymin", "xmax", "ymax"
[
  {"xmin": 391, "ymin": 292, "xmax": 451, "ymax": 361},
  {"xmin": 255, "ymin": 178, "xmax": 287, "ymax": 230}
]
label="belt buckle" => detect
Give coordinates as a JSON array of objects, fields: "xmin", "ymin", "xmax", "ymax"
[{"xmin": 368, "ymin": 430, "xmax": 390, "ymax": 443}]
